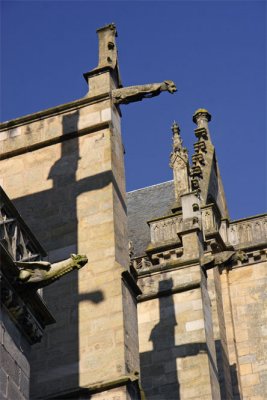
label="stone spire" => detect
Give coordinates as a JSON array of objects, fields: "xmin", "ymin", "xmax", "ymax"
[
  {"xmin": 169, "ymin": 121, "xmax": 190, "ymax": 209},
  {"xmin": 191, "ymin": 108, "xmax": 229, "ymax": 219}
]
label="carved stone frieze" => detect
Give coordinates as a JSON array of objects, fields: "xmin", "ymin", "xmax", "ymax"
[
  {"xmin": 201, "ymin": 204, "xmax": 221, "ymax": 234},
  {"xmin": 228, "ymin": 215, "xmax": 267, "ymax": 247},
  {"xmin": 149, "ymin": 214, "xmax": 183, "ymax": 244}
]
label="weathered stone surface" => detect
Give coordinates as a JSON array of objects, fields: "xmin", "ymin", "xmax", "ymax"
[
  {"xmin": 112, "ymin": 80, "xmax": 176, "ymax": 105},
  {"xmin": 1, "ymin": 22, "xmax": 266, "ymax": 400}
]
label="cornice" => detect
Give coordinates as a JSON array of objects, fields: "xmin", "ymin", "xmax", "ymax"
[{"xmin": 0, "ymin": 92, "xmax": 110, "ymax": 131}]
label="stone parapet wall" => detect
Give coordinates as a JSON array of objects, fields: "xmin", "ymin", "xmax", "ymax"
[
  {"xmin": 147, "ymin": 207, "xmax": 266, "ymax": 252},
  {"xmin": 227, "ymin": 214, "xmax": 267, "ymax": 248}
]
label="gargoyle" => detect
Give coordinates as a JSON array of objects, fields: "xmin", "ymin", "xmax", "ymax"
[
  {"xmin": 15, "ymin": 254, "xmax": 88, "ymax": 289},
  {"xmin": 201, "ymin": 250, "xmax": 248, "ymax": 270},
  {"xmin": 112, "ymin": 80, "xmax": 177, "ymax": 105}
]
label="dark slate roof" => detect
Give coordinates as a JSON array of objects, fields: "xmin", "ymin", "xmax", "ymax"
[{"xmin": 126, "ymin": 180, "xmax": 175, "ymax": 258}]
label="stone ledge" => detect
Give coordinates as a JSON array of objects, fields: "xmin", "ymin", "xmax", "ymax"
[
  {"xmin": 137, "ymin": 279, "xmax": 201, "ymax": 302},
  {"xmin": 0, "ymin": 93, "xmax": 110, "ymax": 131},
  {"xmin": 40, "ymin": 373, "xmax": 142, "ymax": 399},
  {"xmin": 137, "ymin": 257, "xmax": 199, "ymax": 277}
]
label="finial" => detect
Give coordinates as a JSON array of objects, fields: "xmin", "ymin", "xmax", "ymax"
[
  {"xmin": 169, "ymin": 121, "xmax": 190, "ymax": 208},
  {"xmin": 171, "ymin": 120, "xmax": 180, "ymax": 135},
  {"xmin": 171, "ymin": 120, "xmax": 183, "ymax": 150},
  {"xmin": 193, "ymin": 108, "xmax": 212, "ymax": 127}
]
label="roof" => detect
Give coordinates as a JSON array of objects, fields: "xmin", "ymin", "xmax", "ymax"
[{"xmin": 127, "ymin": 180, "xmax": 175, "ymax": 257}]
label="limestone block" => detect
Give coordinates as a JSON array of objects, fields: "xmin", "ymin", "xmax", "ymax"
[
  {"xmin": 78, "ymin": 111, "xmax": 101, "ymax": 130},
  {"xmin": 241, "ymin": 373, "xmax": 260, "ymax": 387},
  {"xmin": 240, "ymin": 363, "xmax": 252, "ymax": 375},
  {"xmin": 185, "ymin": 318, "xmax": 204, "ymax": 332}
]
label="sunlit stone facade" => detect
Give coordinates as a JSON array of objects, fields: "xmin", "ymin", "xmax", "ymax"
[{"xmin": 1, "ymin": 24, "xmax": 266, "ymax": 400}]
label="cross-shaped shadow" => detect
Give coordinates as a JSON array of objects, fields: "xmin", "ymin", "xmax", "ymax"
[{"xmin": 11, "ymin": 110, "xmax": 118, "ymax": 398}]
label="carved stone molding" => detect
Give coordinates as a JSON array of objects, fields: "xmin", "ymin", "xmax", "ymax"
[
  {"xmin": 0, "ymin": 272, "xmax": 44, "ymax": 344},
  {"xmin": 0, "ymin": 187, "xmax": 46, "ymax": 263}
]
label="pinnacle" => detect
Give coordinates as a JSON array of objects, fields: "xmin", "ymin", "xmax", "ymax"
[{"xmin": 193, "ymin": 108, "xmax": 211, "ymax": 124}]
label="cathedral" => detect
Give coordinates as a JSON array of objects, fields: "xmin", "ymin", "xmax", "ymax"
[{"xmin": 0, "ymin": 24, "xmax": 266, "ymax": 400}]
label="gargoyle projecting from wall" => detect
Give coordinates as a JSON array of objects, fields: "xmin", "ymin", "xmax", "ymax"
[
  {"xmin": 15, "ymin": 254, "xmax": 88, "ymax": 289},
  {"xmin": 201, "ymin": 250, "xmax": 248, "ymax": 270},
  {"xmin": 112, "ymin": 80, "xmax": 177, "ymax": 105}
]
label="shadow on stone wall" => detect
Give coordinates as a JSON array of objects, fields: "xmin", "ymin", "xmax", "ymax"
[
  {"xmin": 230, "ymin": 363, "xmax": 241, "ymax": 400},
  {"xmin": 215, "ymin": 339, "xmax": 241, "ymax": 400},
  {"xmin": 140, "ymin": 278, "xmax": 241, "ymax": 400},
  {"xmin": 12, "ymin": 111, "xmax": 113, "ymax": 398}
]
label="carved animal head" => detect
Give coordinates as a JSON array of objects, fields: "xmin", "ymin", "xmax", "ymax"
[
  {"xmin": 232, "ymin": 250, "xmax": 248, "ymax": 263},
  {"xmin": 164, "ymin": 80, "xmax": 177, "ymax": 93},
  {"xmin": 70, "ymin": 254, "xmax": 88, "ymax": 269}
]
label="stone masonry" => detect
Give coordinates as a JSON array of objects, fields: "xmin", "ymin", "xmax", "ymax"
[{"xmin": 1, "ymin": 23, "xmax": 266, "ymax": 400}]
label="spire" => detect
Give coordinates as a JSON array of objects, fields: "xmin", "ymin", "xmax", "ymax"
[
  {"xmin": 190, "ymin": 108, "xmax": 229, "ymax": 219},
  {"xmin": 169, "ymin": 121, "xmax": 190, "ymax": 209},
  {"xmin": 192, "ymin": 108, "xmax": 212, "ymax": 141},
  {"xmin": 171, "ymin": 121, "xmax": 183, "ymax": 150}
]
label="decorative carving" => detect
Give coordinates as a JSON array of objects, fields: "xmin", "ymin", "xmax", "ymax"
[
  {"xmin": 169, "ymin": 122, "xmax": 190, "ymax": 202},
  {"xmin": 149, "ymin": 215, "xmax": 183, "ymax": 244},
  {"xmin": 0, "ymin": 190, "xmax": 45, "ymax": 262},
  {"xmin": 112, "ymin": 80, "xmax": 177, "ymax": 105},
  {"xmin": 0, "ymin": 273, "xmax": 43, "ymax": 343},
  {"xmin": 201, "ymin": 250, "xmax": 248, "ymax": 270},
  {"xmin": 133, "ymin": 257, "xmax": 152, "ymax": 271},
  {"xmin": 16, "ymin": 254, "xmax": 88, "ymax": 289},
  {"xmin": 228, "ymin": 216, "xmax": 267, "ymax": 246},
  {"xmin": 194, "ymin": 140, "xmax": 207, "ymax": 154}
]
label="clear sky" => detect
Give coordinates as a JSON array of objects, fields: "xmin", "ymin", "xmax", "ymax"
[{"xmin": 1, "ymin": 0, "xmax": 266, "ymax": 220}]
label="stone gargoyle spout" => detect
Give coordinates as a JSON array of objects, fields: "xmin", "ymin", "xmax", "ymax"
[
  {"xmin": 15, "ymin": 254, "xmax": 88, "ymax": 289},
  {"xmin": 201, "ymin": 250, "xmax": 248, "ymax": 270},
  {"xmin": 112, "ymin": 80, "xmax": 177, "ymax": 105}
]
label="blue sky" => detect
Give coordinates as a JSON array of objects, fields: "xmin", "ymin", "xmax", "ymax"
[{"xmin": 1, "ymin": 0, "xmax": 266, "ymax": 220}]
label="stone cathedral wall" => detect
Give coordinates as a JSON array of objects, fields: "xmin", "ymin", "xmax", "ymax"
[
  {"xmin": 222, "ymin": 261, "xmax": 267, "ymax": 400},
  {"xmin": 137, "ymin": 263, "xmax": 221, "ymax": 400},
  {"xmin": 0, "ymin": 91, "xmax": 137, "ymax": 399}
]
